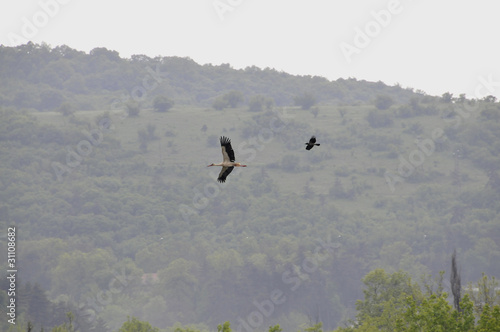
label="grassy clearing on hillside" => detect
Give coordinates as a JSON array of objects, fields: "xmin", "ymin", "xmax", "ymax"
[{"xmin": 32, "ymin": 101, "xmax": 488, "ymax": 218}]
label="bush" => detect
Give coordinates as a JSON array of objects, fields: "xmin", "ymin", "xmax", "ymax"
[
  {"xmin": 374, "ymin": 95, "xmax": 394, "ymax": 110},
  {"xmin": 126, "ymin": 102, "xmax": 140, "ymax": 117},
  {"xmin": 212, "ymin": 97, "xmax": 227, "ymax": 110},
  {"xmin": 248, "ymin": 95, "xmax": 274, "ymax": 112},
  {"xmin": 365, "ymin": 110, "xmax": 394, "ymax": 128},
  {"xmin": 153, "ymin": 96, "xmax": 174, "ymax": 112},
  {"xmin": 294, "ymin": 92, "xmax": 316, "ymax": 110}
]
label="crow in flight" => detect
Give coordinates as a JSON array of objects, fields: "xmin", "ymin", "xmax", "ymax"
[{"xmin": 305, "ymin": 136, "xmax": 320, "ymax": 150}]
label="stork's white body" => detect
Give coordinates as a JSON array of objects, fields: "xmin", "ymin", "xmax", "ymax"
[{"xmin": 208, "ymin": 136, "xmax": 246, "ymax": 182}]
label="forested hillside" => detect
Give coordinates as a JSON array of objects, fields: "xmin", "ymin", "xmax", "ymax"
[
  {"xmin": 0, "ymin": 42, "xmax": 417, "ymax": 111},
  {"xmin": 0, "ymin": 43, "xmax": 499, "ymax": 332}
]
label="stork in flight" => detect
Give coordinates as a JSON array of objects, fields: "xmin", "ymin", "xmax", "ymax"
[
  {"xmin": 305, "ymin": 136, "xmax": 320, "ymax": 150},
  {"xmin": 208, "ymin": 136, "xmax": 247, "ymax": 183}
]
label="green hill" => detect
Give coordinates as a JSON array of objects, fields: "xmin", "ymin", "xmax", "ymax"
[{"xmin": 1, "ymin": 43, "xmax": 499, "ymax": 332}]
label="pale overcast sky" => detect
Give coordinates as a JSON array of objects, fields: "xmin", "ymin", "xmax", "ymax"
[{"xmin": 1, "ymin": 0, "xmax": 499, "ymax": 99}]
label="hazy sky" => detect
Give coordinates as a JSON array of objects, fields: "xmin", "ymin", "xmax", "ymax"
[{"xmin": 1, "ymin": 0, "xmax": 499, "ymax": 99}]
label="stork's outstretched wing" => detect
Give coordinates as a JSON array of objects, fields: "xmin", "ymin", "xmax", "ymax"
[
  {"xmin": 218, "ymin": 166, "xmax": 234, "ymax": 183},
  {"xmin": 220, "ymin": 136, "xmax": 235, "ymax": 162}
]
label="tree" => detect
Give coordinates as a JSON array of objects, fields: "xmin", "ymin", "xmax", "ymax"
[
  {"xmin": 441, "ymin": 92, "xmax": 454, "ymax": 103},
  {"xmin": 457, "ymin": 93, "xmax": 467, "ymax": 103},
  {"xmin": 153, "ymin": 95, "xmax": 174, "ymax": 112},
  {"xmin": 248, "ymin": 95, "xmax": 274, "ymax": 112},
  {"xmin": 395, "ymin": 293, "xmax": 475, "ymax": 332},
  {"xmin": 294, "ymin": 92, "xmax": 317, "ymax": 110},
  {"xmin": 466, "ymin": 273, "xmax": 500, "ymax": 316},
  {"xmin": 269, "ymin": 325, "xmax": 282, "ymax": 332},
  {"xmin": 334, "ymin": 271, "xmax": 500, "ymax": 332},
  {"xmin": 450, "ymin": 249, "xmax": 462, "ymax": 312},
  {"xmin": 304, "ymin": 322, "xmax": 322, "ymax": 332},
  {"xmin": 365, "ymin": 110, "xmax": 393, "ymax": 128},
  {"xmin": 476, "ymin": 304, "xmax": 500, "ymax": 331},
  {"xmin": 374, "ymin": 95, "xmax": 394, "ymax": 110},
  {"xmin": 212, "ymin": 97, "xmax": 227, "ymax": 110},
  {"xmin": 217, "ymin": 321, "xmax": 231, "ymax": 332},
  {"xmin": 26, "ymin": 283, "xmax": 52, "ymax": 328},
  {"xmin": 483, "ymin": 95, "xmax": 497, "ymax": 103},
  {"xmin": 354, "ymin": 269, "xmax": 422, "ymax": 330},
  {"xmin": 118, "ymin": 316, "xmax": 159, "ymax": 332},
  {"xmin": 223, "ymin": 90, "xmax": 243, "ymax": 108},
  {"xmin": 39, "ymin": 88, "xmax": 65, "ymax": 110},
  {"xmin": 57, "ymin": 103, "xmax": 74, "ymax": 117},
  {"xmin": 51, "ymin": 312, "xmax": 75, "ymax": 332},
  {"xmin": 126, "ymin": 101, "xmax": 141, "ymax": 117}
]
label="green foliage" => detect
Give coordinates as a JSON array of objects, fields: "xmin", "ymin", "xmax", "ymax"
[
  {"xmin": 304, "ymin": 322, "xmax": 322, "ymax": 332},
  {"xmin": 374, "ymin": 95, "xmax": 394, "ymax": 110},
  {"xmin": 153, "ymin": 95, "xmax": 174, "ymax": 112},
  {"xmin": 365, "ymin": 110, "xmax": 393, "ymax": 128},
  {"xmin": 223, "ymin": 90, "xmax": 244, "ymax": 108},
  {"xmin": 480, "ymin": 104, "xmax": 500, "ymax": 122},
  {"xmin": 335, "ymin": 271, "xmax": 500, "ymax": 332},
  {"xmin": 126, "ymin": 101, "xmax": 141, "ymax": 117},
  {"xmin": 269, "ymin": 324, "xmax": 283, "ymax": 332},
  {"xmin": 441, "ymin": 92, "xmax": 453, "ymax": 103},
  {"xmin": 355, "ymin": 269, "xmax": 421, "ymax": 327},
  {"xmin": 57, "ymin": 103, "xmax": 74, "ymax": 117},
  {"xmin": 212, "ymin": 97, "xmax": 227, "ymax": 110},
  {"xmin": 294, "ymin": 92, "xmax": 317, "ymax": 110},
  {"xmin": 50, "ymin": 312, "xmax": 75, "ymax": 332},
  {"xmin": 2, "ymin": 43, "xmax": 500, "ymax": 332},
  {"xmin": 118, "ymin": 316, "xmax": 159, "ymax": 332},
  {"xmin": 466, "ymin": 273, "xmax": 500, "ymax": 316},
  {"xmin": 476, "ymin": 304, "xmax": 500, "ymax": 331},
  {"xmin": 248, "ymin": 95, "xmax": 274, "ymax": 112},
  {"xmin": 217, "ymin": 321, "xmax": 231, "ymax": 332},
  {"xmin": 395, "ymin": 293, "xmax": 476, "ymax": 332},
  {"xmin": 0, "ymin": 43, "xmax": 420, "ymax": 111}
]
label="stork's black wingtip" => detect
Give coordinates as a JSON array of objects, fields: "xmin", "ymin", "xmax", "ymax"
[{"xmin": 220, "ymin": 136, "xmax": 231, "ymax": 145}]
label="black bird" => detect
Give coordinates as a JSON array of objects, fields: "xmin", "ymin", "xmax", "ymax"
[{"xmin": 305, "ymin": 136, "xmax": 320, "ymax": 150}]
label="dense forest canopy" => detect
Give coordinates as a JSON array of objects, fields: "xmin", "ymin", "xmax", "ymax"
[
  {"xmin": 0, "ymin": 43, "xmax": 499, "ymax": 332},
  {"xmin": 0, "ymin": 42, "xmax": 418, "ymax": 111}
]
